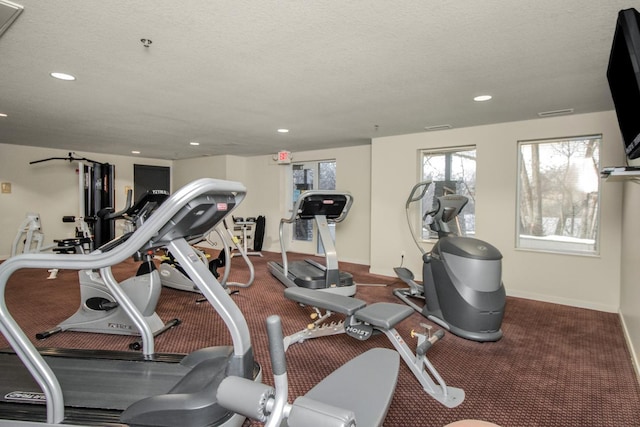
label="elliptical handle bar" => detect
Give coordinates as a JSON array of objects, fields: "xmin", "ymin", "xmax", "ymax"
[
  {"xmin": 406, "ymin": 180, "xmax": 432, "ymax": 208},
  {"xmin": 405, "ymin": 180, "xmax": 433, "ymax": 256}
]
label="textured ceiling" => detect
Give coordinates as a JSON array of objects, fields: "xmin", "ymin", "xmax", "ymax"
[{"xmin": 0, "ymin": 1, "xmax": 635, "ymax": 160}]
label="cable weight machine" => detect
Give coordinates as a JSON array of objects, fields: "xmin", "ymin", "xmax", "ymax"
[{"xmin": 30, "ymin": 152, "xmax": 116, "ymax": 251}]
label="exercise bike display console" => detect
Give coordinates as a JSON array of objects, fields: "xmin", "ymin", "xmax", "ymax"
[{"xmin": 267, "ymin": 190, "xmax": 356, "ymax": 297}]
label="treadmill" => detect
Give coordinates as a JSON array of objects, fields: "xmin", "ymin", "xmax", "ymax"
[
  {"xmin": 267, "ymin": 190, "xmax": 356, "ymax": 296},
  {"xmin": 0, "ymin": 178, "xmax": 260, "ymax": 427}
]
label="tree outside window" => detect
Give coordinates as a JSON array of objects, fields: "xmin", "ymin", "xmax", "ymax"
[
  {"xmin": 421, "ymin": 147, "xmax": 476, "ymax": 239},
  {"xmin": 517, "ymin": 135, "xmax": 601, "ymax": 255}
]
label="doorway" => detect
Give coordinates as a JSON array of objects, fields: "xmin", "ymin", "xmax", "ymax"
[
  {"xmin": 133, "ymin": 165, "xmax": 170, "ymax": 202},
  {"xmin": 289, "ymin": 160, "xmax": 336, "ymax": 254}
]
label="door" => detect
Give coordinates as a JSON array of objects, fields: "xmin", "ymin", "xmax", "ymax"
[
  {"xmin": 288, "ymin": 160, "xmax": 336, "ymax": 255},
  {"xmin": 133, "ymin": 165, "xmax": 170, "ymax": 203}
]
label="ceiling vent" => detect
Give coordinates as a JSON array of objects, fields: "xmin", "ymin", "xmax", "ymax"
[
  {"xmin": 424, "ymin": 124, "xmax": 452, "ymax": 131},
  {"xmin": 537, "ymin": 108, "xmax": 574, "ymax": 118},
  {"xmin": 0, "ymin": 0, "xmax": 23, "ymax": 38}
]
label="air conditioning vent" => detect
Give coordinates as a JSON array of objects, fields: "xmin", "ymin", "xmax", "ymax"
[
  {"xmin": 424, "ymin": 124, "xmax": 452, "ymax": 131},
  {"xmin": 537, "ymin": 108, "xmax": 574, "ymax": 118}
]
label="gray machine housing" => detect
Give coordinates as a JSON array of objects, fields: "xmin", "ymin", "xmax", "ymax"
[
  {"xmin": 394, "ymin": 184, "xmax": 506, "ymax": 342},
  {"xmin": 423, "ymin": 235, "xmax": 505, "ymax": 341}
]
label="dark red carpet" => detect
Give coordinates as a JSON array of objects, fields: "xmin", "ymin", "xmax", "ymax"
[{"xmin": 1, "ymin": 251, "xmax": 639, "ymax": 426}]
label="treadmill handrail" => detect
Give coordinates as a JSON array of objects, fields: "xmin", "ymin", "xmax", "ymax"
[
  {"xmin": 278, "ymin": 190, "xmax": 353, "ymax": 278},
  {"xmin": 0, "ymin": 178, "xmax": 247, "ymax": 424}
]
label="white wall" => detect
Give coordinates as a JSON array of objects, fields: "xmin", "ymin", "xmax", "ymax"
[
  {"xmin": 172, "ymin": 155, "xmax": 228, "ymax": 188},
  {"xmin": 172, "ymin": 145, "xmax": 372, "ymax": 264},
  {"xmin": 231, "ymin": 154, "xmax": 287, "ymax": 253},
  {"xmin": 0, "ymin": 144, "xmax": 171, "ymax": 259},
  {"xmin": 371, "ymin": 111, "xmax": 625, "ymax": 312},
  {"xmin": 620, "ymin": 179, "xmax": 640, "ymax": 375}
]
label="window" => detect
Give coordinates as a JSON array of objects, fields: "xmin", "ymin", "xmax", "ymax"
[
  {"xmin": 421, "ymin": 147, "xmax": 476, "ymax": 240},
  {"xmin": 516, "ymin": 135, "xmax": 601, "ymax": 255},
  {"xmin": 291, "ymin": 160, "xmax": 337, "ymax": 253}
]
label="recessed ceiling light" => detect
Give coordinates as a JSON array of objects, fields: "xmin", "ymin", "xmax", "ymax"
[
  {"xmin": 473, "ymin": 95, "xmax": 492, "ymax": 102},
  {"xmin": 50, "ymin": 72, "xmax": 76, "ymax": 81},
  {"xmin": 277, "ymin": 128, "xmax": 289, "ymax": 133},
  {"xmin": 0, "ymin": 113, "xmax": 7, "ymax": 118},
  {"xmin": 131, "ymin": 150, "xmax": 141, "ymax": 154},
  {"xmin": 189, "ymin": 141, "xmax": 200, "ymax": 146}
]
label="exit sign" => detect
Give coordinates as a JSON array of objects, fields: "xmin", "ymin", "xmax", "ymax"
[{"xmin": 277, "ymin": 150, "xmax": 292, "ymax": 164}]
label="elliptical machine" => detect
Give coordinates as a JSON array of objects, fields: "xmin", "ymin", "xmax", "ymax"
[{"xmin": 394, "ymin": 180, "xmax": 505, "ymax": 342}]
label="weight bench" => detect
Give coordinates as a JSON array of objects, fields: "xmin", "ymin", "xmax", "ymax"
[
  {"xmin": 284, "ymin": 287, "xmax": 465, "ymax": 408},
  {"xmin": 217, "ymin": 315, "xmax": 400, "ymax": 427}
]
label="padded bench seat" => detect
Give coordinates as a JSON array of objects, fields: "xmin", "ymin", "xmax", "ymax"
[
  {"xmin": 354, "ymin": 303, "xmax": 414, "ymax": 330},
  {"xmin": 302, "ymin": 348, "xmax": 399, "ymax": 427},
  {"xmin": 285, "ymin": 287, "xmax": 366, "ymax": 316},
  {"xmin": 285, "ymin": 288, "xmax": 415, "ymax": 330}
]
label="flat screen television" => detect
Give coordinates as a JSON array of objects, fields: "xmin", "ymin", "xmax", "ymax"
[{"xmin": 607, "ymin": 8, "xmax": 640, "ymax": 160}]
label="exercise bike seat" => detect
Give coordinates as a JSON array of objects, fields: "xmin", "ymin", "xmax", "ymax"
[
  {"xmin": 52, "ymin": 237, "xmax": 91, "ymax": 254},
  {"xmin": 354, "ymin": 303, "xmax": 414, "ymax": 330},
  {"xmin": 285, "ymin": 287, "xmax": 366, "ymax": 316}
]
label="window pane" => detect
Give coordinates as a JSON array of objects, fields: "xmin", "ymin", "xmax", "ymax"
[
  {"xmin": 293, "ymin": 164, "xmax": 314, "ymax": 241},
  {"xmin": 291, "ymin": 160, "xmax": 337, "ymax": 243},
  {"xmin": 317, "ymin": 161, "xmax": 337, "ymax": 254},
  {"xmin": 517, "ymin": 136, "xmax": 601, "ymax": 255},
  {"xmin": 421, "ymin": 147, "xmax": 476, "ymax": 239},
  {"xmin": 318, "ymin": 161, "xmax": 336, "ymax": 191}
]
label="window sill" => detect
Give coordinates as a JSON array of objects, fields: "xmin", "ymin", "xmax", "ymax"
[{"xmin": 601, "ymin": 167, "xmax": 640, "ymax": 181}]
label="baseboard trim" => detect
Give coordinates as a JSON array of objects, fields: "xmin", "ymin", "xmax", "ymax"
[
  {"xmin": 369, "ymin": 267, "xmax": 396, "ymax": 278},
  {"xmin": 619, "ymin": 311, "xmax": 640, "ymax": 384},
  {"xmin": 367, "ymin": 270, "xmax": 620, "ymax": 313},
  {"xmin": 339, "ymin": 257, "xmax": 371, "ymax": 267},
  {"xmin": 505, "ymin": 289, "xmax": 618, "ymax": 313}
]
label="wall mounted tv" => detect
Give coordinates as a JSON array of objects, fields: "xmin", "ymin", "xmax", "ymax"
[{"xmin": 607, "ymin": 8, "xmax": 640, "ymax": 160}]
